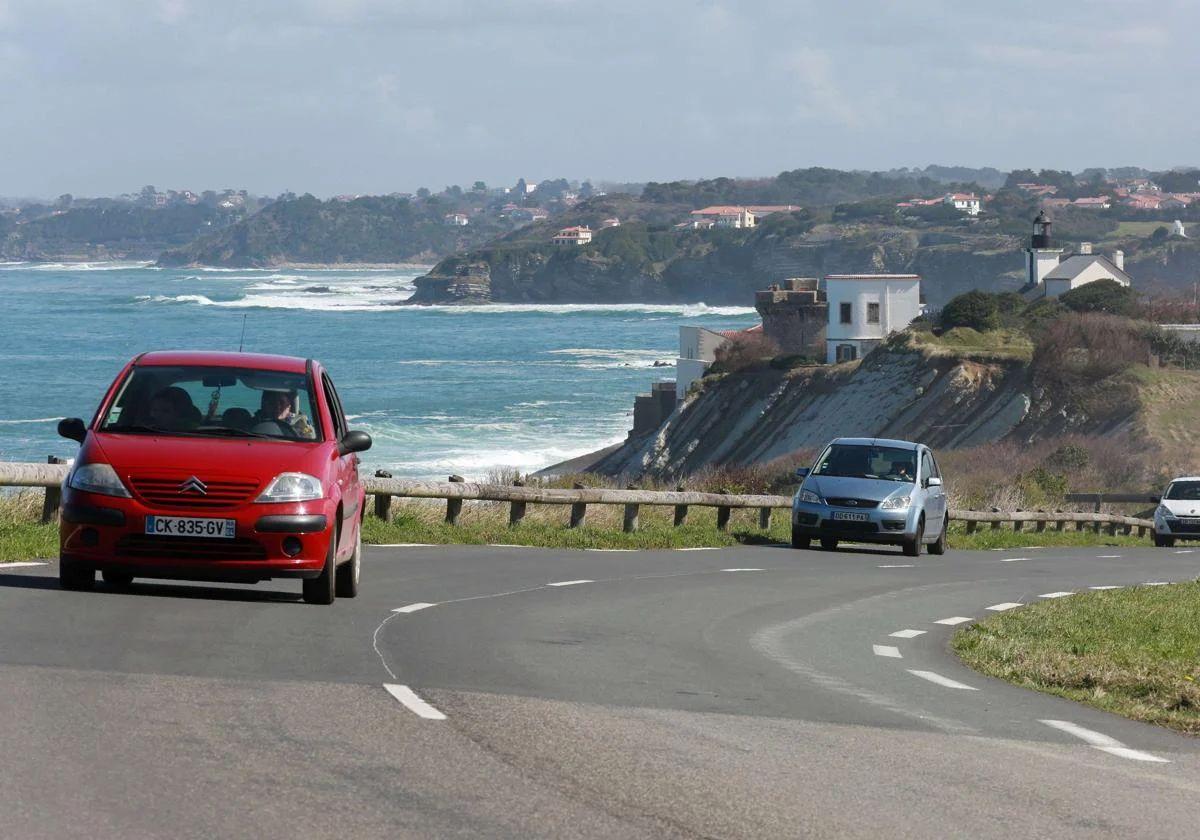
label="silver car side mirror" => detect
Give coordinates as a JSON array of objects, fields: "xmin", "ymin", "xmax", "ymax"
[{"xmin": 926, "ymin": 476, "xmax": 943, "ymax": 487}]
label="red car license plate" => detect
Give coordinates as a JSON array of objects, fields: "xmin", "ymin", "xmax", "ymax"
[{"xmin": 144, "ymin": 516, "xmax": 236, "ymax": 539}]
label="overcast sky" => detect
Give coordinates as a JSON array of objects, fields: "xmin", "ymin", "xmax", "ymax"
[{"xmin": 1, "ymin": 0, "xmax": 1197, "ymax": 198}]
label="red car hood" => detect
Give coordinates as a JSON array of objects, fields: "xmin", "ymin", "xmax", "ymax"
[{"xmin": 89, "ymin": 432, "xmax": 329, "ymax": 483}]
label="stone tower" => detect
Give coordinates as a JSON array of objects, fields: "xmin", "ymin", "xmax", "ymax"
[{"xmin": 754, "ymin": 278, "xmax": 828, "ymax": 358}]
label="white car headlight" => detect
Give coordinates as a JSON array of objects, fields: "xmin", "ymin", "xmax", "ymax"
[
  {"xmin": 67, "ymin": 462, "xmax": 132, "ymax": 498},
  {"xmin": 798, "ymin": 488, "xmax": 822, "ymax": 504},
  {"xmin": 1156, "ymin": 505, "xmax": 1172, "ymax": 519},
  {"xmin": 880, "ymin": 495, "xmax": 912, "ymax": 511},
  {"xmin": 256, "ymin": 472, "xmax": 323, "ymax": 503}
]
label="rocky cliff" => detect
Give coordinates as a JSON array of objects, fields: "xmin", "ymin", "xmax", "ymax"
[{"xmin": 588, "ymin": 339, "xmax": 1177, "ymax": 481}]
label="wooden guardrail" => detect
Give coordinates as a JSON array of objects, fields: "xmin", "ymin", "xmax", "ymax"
[{"xmin": 3, "ymin": 460, "xmax": 1153, "ymax": 538}]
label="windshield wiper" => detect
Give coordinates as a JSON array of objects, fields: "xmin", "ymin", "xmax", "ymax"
[{"xmin": 192, "ymin": 425, "xmax": 276, "ymax": 439}]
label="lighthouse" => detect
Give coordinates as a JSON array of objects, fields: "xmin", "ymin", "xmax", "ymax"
[{"xmin": 1024, "ymin": 210, "xmax": 1062, "ymax": 290}]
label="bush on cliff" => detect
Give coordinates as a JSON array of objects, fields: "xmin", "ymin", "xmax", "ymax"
[
  {"xmin": 941, "ymin": 290, "xmax": 1001, "ymax": 331},
  {"xmin": 1058, "ymin": 279, "xmax": 1137, "ymax": 316},
  {"xmin": 710, "ymin": 332, "xmax": 781, "ymax": 374}
]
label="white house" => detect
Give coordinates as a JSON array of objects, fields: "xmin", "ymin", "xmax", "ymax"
[
  {"xmin": 1023, "ymin": 212, "xmax": 1131, "ymax": 298},
  {"xmin": 944, "ymin": 192, "xmax": 981, "ymax": 215},
  {"xmin": 824, "ymin": 274, "xmax": 923, "ymax": 363},
  {"xmin": 690, "ymin": 205, "xmax": 757, "ymax": 228},
  {"xmin": 676, "ymin": 326, "xmax": 731, "ymax": 400},
  {"xmin": 552, "ymin": 226, "xmax": 593, "ymax": 246},
  {"xmin": 443, "ymin": 213, "xmax": 469, "ymax": 226}
]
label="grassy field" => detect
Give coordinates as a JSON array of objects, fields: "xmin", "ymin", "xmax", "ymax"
[
  {"xmin": 953, "ymin": 582, "xmax": 1200, "ymax": 734},
  {"xmin": 903, "ymin": 327, "xmax": 1034, "ymax": 363},
  {"xmin": 0, "ymin": 492, "xmax": 58, "ymax": 562},
  {"xmin": 1106, "ymin": 221, "xmax": 1178, "ymax": 239}
]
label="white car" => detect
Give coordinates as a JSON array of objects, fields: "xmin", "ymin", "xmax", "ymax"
[{"xmin": 1152, "ymin": 476, "xmax": 1200, "ymax": 547}]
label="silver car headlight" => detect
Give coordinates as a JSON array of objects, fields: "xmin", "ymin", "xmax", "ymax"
[
  {"xmin": 256, "ymin": 472, "xmax": 323, "ymax": 503},
  {"xmin": 67, "ymin": 462, "xmax": 132, "ymax": 498},
  {"xmin": 798, "ymin": 488, "xmax": 821, "ymax": 505},
  {"xmin": 880, "ymin": 495, "xmax": 912, "ymax": 511}
]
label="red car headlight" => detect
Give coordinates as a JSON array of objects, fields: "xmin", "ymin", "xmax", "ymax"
[{"xmin": 256, "ymin": 472, "xmax": 323, "ymax": 503}]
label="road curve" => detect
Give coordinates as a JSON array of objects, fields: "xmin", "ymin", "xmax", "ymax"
[{"xmin": 1, "ymin": 542, "xmax": 1197, "ymax": 838}]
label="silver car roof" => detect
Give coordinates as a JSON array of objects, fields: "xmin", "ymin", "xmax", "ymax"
[{"xmin": 828, "ymin": 437, "xmax": 922, "ymax": 451}]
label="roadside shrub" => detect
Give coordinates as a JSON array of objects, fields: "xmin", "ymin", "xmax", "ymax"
[
  {"xmin": 1058, "ymin": 279, "xmax": 1137, "ymax": 316},
  {"xmin": 941, "ymin": 290, "xmax": 1001, "ymax": 331},
  {"xmin": 710, "ymin": 332, "xmax": 781, "ymax": 374},
  {"xmin": 1046, "ymin": 443, "xmax": 1090, "ymax": 472},
  {"xmin": 1032, "ymin": 313, "xmax": 1150, "ymax": 388}
]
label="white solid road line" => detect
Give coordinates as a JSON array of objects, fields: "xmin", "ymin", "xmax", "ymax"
[
  {"xmin": 1040, "ymin": 591, "xmax": 1075, "ymax": 598},
  {"xmin": 986, "ymin": 602, "xmax": 1023, "ymax": 612},
  {"xmin": 873, "ymin": 645, "xmax": 902, "ymax": 658},
  {"xmin": 1040, "ymin": 720, "xmax": 1169, "ymax": 763},
  {"xmin": 676, "ymin": 547, "xmax": 720, "ymax": 551},
  {"xmin": 721, "ymin": 568, "xmax": 764, "ymax": 572},
  {"xmin": 907, "ymin": 670, "xmax": 978, "ymax": 691},
  {"xmin": 373, "ymin": 543, "xmax": 435, "ymax": 548},
  {"xmin": 999, "ymin": 557, "xmax": 1028, "ymax": 563},
  {"xmin": 890, "ymin": 629, "xmax": 926, "ymax": 639},
  {"xmin": 392, "ymin": 602, "xmax": 437, "ymax": 613},
  {"xmin": 1097, "ymin": 555, "xmax": 1122, "ymax": 559},
  {"xmin": 547, "ymin": 579, "xmax": 593, "ymax": 587},
  {"xmin": 934, "ymin": 616, "xmax": 974, "ymax": 626},
  {"xmin": 0, "ymin": 561, "xmax": 49, "ymax": 568},
  {"xmin": 878, "ymin": 564, "xmax": 915, "ymax": 568},
  {"xmin": 1145, "ymin": 581, "xmax": 1171, "ymax": 586},
  {"xmin": 383, "ymin": 684, "xmax": 447, "ymax": 720},
  {"xmin": 1175, "ymin": 549, "xmax": 1194, "ymax": 554},
  {"xmin": 584, "ymin": 548, "xmax": 635, "ymax": 552},
  {"xmin": 1090, "ymin": 585, "xmax": 1122, "ymax": 590}
]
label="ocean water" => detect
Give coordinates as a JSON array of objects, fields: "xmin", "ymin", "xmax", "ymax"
[{"xmin": 0, "ymin": 262, "xmax": 757, "ymax": 478}]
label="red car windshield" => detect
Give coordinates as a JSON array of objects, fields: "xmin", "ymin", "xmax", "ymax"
[{"xmin": 99, "ymin": 365, "xmax": 322, "ymax": 442}]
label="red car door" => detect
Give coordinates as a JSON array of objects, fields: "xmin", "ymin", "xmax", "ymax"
[{"xmin": 320, "ymin": 370, "xmax": 360, "ymax": 556}]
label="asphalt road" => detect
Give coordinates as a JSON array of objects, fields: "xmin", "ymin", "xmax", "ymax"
[{"xmin": 1, "ymin": 541, "xmax": 1198, "ymax": 838}]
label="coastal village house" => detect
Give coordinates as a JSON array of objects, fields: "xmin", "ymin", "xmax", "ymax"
[
  {"xmin": 552, "ymin": 226, "xmax": 593, "ymax": 245},
  {"xmin": 443, "ymin": 213, "xmax": 469, "ymax": 226},
  {"xmin": 1022, "ymin": 211, "xmax": 1131, "ymax": 298},
  {"xmin": 688, "ymin": 205, "xmax": 802, "ymax": 230},
  {"xmin": 675, "ymin": 326, "xmax": 733, "ymax": 400},
  {"xmin": 824, "ymin": 275, "xmax": 922, "ymax": 363}
]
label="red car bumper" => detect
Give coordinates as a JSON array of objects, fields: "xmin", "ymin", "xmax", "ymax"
[{"xmin": 59, "ymin": 488, "xmax": 334, "ymax": 582}]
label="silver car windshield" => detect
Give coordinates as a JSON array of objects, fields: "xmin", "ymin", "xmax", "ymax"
[
  {"xmin": 1165, "ymin": 481, "xmax": 1200, "ymax": 501},
  {"xmin": 812, "ymin": 444, "xmax": 916, "ymax": 483}
]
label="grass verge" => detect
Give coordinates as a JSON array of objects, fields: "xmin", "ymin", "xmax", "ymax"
[
  {"xmin": 943, "ymin": 523, "xmax": 1146, "ymax": 551},
  {"xmin": 953, "ymin": 582, "xmax": 1200, "ymax": 735}
]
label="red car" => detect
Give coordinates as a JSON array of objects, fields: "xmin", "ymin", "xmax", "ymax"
[{"xmin": 56, "ymin": 351, "xmax": 372, "ymax": 605}]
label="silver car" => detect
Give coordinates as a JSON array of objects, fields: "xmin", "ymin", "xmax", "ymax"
[{"xmin": 792, "ymin": 437, "xmax": 948, "ymax": 556}]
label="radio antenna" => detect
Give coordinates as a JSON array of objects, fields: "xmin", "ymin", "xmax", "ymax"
[{"xmin": 238, "ymin": 313, "xmax": 248, "ymax": 352}]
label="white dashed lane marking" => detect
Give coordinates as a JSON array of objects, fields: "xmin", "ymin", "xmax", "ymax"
[
  {"xmin": 986, "ymin": 602, "xmax": 1023, "ymax": 612},
  {"xmin": 889, "ymin": 629, "xmax": 926, "ymax": 639},
  {"xmin": 907, "ymin": 670, "xmax": 979, "ymax": 691},
  {"xmin": 0, "ymin": 562, "xmax": 48, "ymax": 569},
  {"xmin": 999, "ymin": 557, "xmax": 1028, "ymax": 563},
  {"xmin": 878, "ymin": 564, "xmax": 915, "ymax": 568},
  {"xmin": 721, "ymin": 568, "xmax": 764, "ymax": 572},
  {"xmin": 873, "ymin": 645, "xmax": 902, "ymax": 659},
  {"xmin": 1040, "ymin": 592, "xmax": 1074, "ymax": 599},
  {"xmin": 373, "ymin": 543, "xmax": 435, "ymax": 547},
  {"xmin": 392, "ymin": 603, "xmax": 437, "ymax": 614},
  {"xmin": 934, "ymin": 616, "xmax": 974, "ymax": 626},
  {"xmin": 547, "ymin": 579, "xmax": 593, "ymax": 587},
  {"xmin": 1040, "ymin": 720, "xmax": 1168, "ymax": 763},
  {"xmin": 1097, "ymin": 555, "xmax": 1122, "ymax": 559},
  {"xmin": 1175, "ymin": 549, "xmax": 1194, "ymax": 554},
  {"xmin": 1090, "ymin": 585, "xmax": 1122, "ymax": 590},
  {"xmin": 383, "ymin": 684, "xmax": 447, "ymax": 720}
]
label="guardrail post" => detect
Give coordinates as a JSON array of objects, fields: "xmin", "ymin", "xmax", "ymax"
[
  {"xmin": 1034, "ymin": 511, "xmax": 1046, "ymax": 533},
  {"xmin": 569, "ymin": 483, "xmax": 587, "ymax": 529},
  {"xmin": 509, "ymin": 479, "xmax": 526, "ymax": 526},
  {"xmin": 1075, "ymin": 519, "xmax": 1084, "ymax": 531},
  {"xmin": 1136, "ymin": 525, "xmax": 1146, "ymax": 537},
  {"xmin": 1106, "ymin": 521, "xmax": 1117, "ymax": 537},
  {"xmin": 716, "ymin": 490, "xmax": 731, "ymax": 532},
  {"xmin": 372, "ymin": 470, "xmax": 393, "ymax": 521},
  {"xmin": 623, "ymin": 484, "xmax": 640, "ymax": 533},
  {"xmin": 990, "ymin": 508, "xmax": 1001, "ymax": 530},
  {"xmin": 1054, "ymin": 511, "xmax": 1065, "ymax": 532},
  {"xmin": 1121, "ymin": 523, "xmax": 1132, "ymax": 536},
  {"xmin": 40, "ymin": 456, "xmax": 66, "ymax": 524},
  {"xmin": 1013, "ymin": 511, "xmax": 1023, "ymax": 533},
  {"xmin": 673, "ymin": 484, "xmax": 688, "ymax": 527},
  {"xmin": 966, "ymin": 520, "xmax": 978, "ymax": 534},
  {"xmin": 445, "ymin": 475, "xmax": 464, "ymax": 524},
  {"xmin": 758, "ymin": 506, "xmax": 772, "ymax": 530}
]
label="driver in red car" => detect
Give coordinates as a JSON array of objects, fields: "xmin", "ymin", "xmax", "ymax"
[{"xmin": 256, "ymin": 390, "xmax": 315, "ymax": 439}]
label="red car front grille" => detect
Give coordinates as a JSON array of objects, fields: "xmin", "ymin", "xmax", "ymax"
[
  {"xmin": 129, "ymin": 476, "xmax": 260, "ymax": 510},
  {"xmin": 116, "ymin": 535, "xmax": 268, "ymax": 561}
]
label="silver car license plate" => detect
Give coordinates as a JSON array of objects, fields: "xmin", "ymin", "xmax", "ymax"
[
  {"xmin": 832, "ymin": 511, "xmax": 869, "ymax": 522},
  {"xmin": 145, "ymin": 515, "xmax": 236, "ymax": 539}
]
